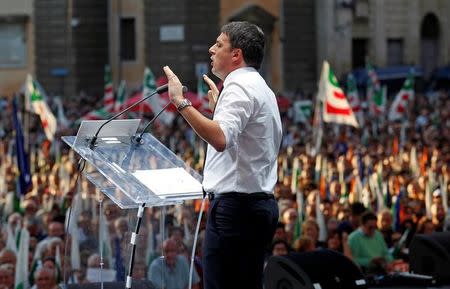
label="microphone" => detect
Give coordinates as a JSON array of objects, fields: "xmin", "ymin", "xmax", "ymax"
[
  {"xmin": 88, "ymin": 83, "xmax": 172, "ymax": 149},
  {"xmin": 134, "ymin": 86, "xmax": 188, "ymax": 144}
]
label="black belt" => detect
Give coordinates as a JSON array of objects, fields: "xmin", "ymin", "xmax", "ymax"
[{"xmin": 207, "ymin": 192, "xmax": 274, "ymax": 201}]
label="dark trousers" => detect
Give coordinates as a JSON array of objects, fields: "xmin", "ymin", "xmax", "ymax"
[{"xmin": 202, "ymin": 193, "xmax": 279, "ymax": 289}]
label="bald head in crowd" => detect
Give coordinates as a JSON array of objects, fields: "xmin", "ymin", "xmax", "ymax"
[
  {"xmin": 0, "ymin": 264, "xmax": 14, "ymax": 289},
  {"xmin": 34, "ymin": 268, "xmax": 57, "ymax": 289},
  {"xmin": 0, "ymin": 249, "xmax": 16, "ymax": 267}
]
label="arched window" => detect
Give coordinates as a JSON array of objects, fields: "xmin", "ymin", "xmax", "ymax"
[{"xmin": 420, "ymin": 13, "xmax": 440, "ymax": 78}]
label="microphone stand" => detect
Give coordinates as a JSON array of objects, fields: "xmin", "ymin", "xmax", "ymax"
[
  {"xmin": 89, "ymin": 84, "xmax": 169, "ymax": 150},
  {"xmin": 134, "ymin": 86, "xmax": 188, "ymax": 144},
  {"xmin": 124, "ymin": 85, "xmax": 187, "ymax": 289},
  {"xmin": 77, "ymin": 84, "xmax": 170, "ymax": 172}
]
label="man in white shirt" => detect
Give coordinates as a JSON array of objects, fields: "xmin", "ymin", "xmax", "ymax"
[{"xmin": 163, "ymin": 21, "xmax": 282, "ymax": 289}]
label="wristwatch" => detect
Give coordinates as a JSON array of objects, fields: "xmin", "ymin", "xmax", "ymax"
[{"xmin": 177, "ymin": 98, "xmax": 192, "ymax": 111}]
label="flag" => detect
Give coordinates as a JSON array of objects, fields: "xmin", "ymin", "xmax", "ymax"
[
  {"xmin": 99, "ymin": 205, "xmax": 113, "ymax": 269},
  {"xmin": 145, "ymin": 220, "xmax": 155, "ymax": 268},
  {"xmin": 114, "ymin": 80, "xmax": 127, "ymax": 113},
  {"xmin": 103, "ymin": 65, "xmax": 115, "ymax": 111},
  {"xmin": 319, "ymin": 61, "xmax": 359, "ymax": 127},
  {"xmin": 292, "ymin": 100, "xmax": 313, "ymax": 124},
  {"xmin": 143, "ymin": 67, "xmax": 174, "ymax": 125},
  {"xmin": 347, "ymin": 73, "xmax": 361, "ymax": 112},
  {"xmin": 425, "ymin": 181, "xmax": 432, "ymax": 219},
  {"xmin": 114, "ymin": 238, "xmax": 125, "ymax": 281},
  {"xmin": 392, "ymin": 194, "xmax": 402, "ymax": 232},
  {"xmin": 366, "ymin": 62, "xmax": 386, "ymax": 115},
  {"xmin": 311, "ymin": 93, "xmax": 323, "ymax": 157},
  {"xmin": 15, "ymin": 228, "xmax": 30, "ymax": 289},
  {"xmin": 292, "ymin": 191, "xmax": 304, "ymax": 244},
  {"xmin": 76, "ymin": 107, "xmax": 111, "ymax": 123},
  {"xmin": 53, "ymin": 97, "xmax": 71, "ymax": 130},
  {"xmin": 25, "ymin": 75, "xmax": 57, "ymax": 141},
  {"xmin": 410, "ymin": 146, "xmax": 419, "ymax": 177},
  {"xmin": 68, "ymin": 193, "xmax": 82, "ymax": 271},
  {"xmin": 388, "ymin": 74, "xmax": 414, "ymax": 121},
  {"xmin": 12, "ymin": 97, "xmax": 31, "ymax": 195},
  {"xmin": 347, "ymin": 73, "xmax": 363, "ymax": 125},
  {"xmin": 440, "ymin": 175, "xmax": 448, "ymax": 214},
  {"xmin": 197, "ymin": 75, "xmax": 211, "ymax": 114},
  {"xmin": 291, "ymin": 157, "xmax": 300, "ymax": 194},
  {"xmin": 315, "ymin": 193, "xmax": 327, "ymax": 242}
]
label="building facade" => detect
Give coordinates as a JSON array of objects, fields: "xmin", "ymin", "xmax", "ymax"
[
  {"xmin": 0, "ymin": 0, "xmax": 34, "ymax": 97},
  {"xmin": 0, "ymin": 0, "xmax": 449, "ymax": 98}
]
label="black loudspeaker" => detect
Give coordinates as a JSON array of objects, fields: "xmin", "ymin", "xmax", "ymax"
[
  {"xmin": 409, "ymin": 231, "xmax": 450, "ymax": 284},
  {"xmin": 66, "ymin": 280, "xmax": 155, "ymax": 289},
  {"xmin": 264, "ymin": 249, "xmax": 367, "ymax": 289}
]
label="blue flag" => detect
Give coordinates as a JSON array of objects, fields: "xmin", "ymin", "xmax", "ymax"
[
  {"xmin": 114, "ymin": 238, "xmax": 125, "ymax": 281},
  {"xmin": 392, "ymin": 192, "xmax": 402, "ymax": 232},
  {"xmin": 12, "ymin": 97, "xmax": 31, "ymax": 195}
]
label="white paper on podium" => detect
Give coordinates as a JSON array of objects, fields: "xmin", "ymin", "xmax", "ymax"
[{"xmin": 132, "ymin": 167, "xmax": 202, "ymax": 198}]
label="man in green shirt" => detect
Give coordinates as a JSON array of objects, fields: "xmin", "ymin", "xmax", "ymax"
[{"xmin": 348, "ymin": 211, "xmax": 393, "ymax": 275}]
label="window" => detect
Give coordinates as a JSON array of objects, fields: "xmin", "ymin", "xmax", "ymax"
[
  {"xmin": 352, "ymin": 38, "xmax": 368, "ymax": 69},
  {"xmin": 387, "ymin": 39, "xmax": 404, "ymax": 66},
  {"xmin": 0, "ymin": 23, "xmax": 26, "ymax": 67},
  {"xmin": 120, "ymin": 17, "xmax": 136, "ymax": 61}
]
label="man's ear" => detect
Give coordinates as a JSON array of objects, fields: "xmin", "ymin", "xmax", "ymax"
[{"xmin": 232, "ymin": 48, "xmax": 243, "ymax": 62}]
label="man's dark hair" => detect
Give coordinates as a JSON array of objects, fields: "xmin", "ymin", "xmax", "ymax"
[
  {"xmin": 221, "ymin": 21, "xmax": 265, "ymax": 69},
  {"xmin": 270, "ymin": 238, "xmax": 290, "ymax": 252},
  {"xmin": 361, "ymin": 211, "xmax": 377, "ymax": 225},
  {"xmin": 350, "ymin": 202, "xmax": 366, "ymax": 216}
]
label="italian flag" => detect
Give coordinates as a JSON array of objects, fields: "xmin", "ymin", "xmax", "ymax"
[
  {"xmin": 76, "ymin": 107, "xmax": 111, "ymax": 123},
  {"xmin": 197, "ymin": 75, "xmax": 211, "ymax": 114},
  {"xmin": 319, "ymin": 61, "xmax": 359, "ymax": 128},
  {"xmin": 388, "ymin": 74, "xmax": 414, "ymax": 121},
  {"xmin": 143, "ymin": 67, "xmax": 174, "ymax": 125},
  {"xmin": 347, "ymin": 73, "xmax": 361, "ymax": 112},
  {"xmin": 292, "ymin": 100, "xmax": 312, "ymax": 124},
  {"xmin": 103, "ymin": 65, "xmax": 115, "ymax": 111},
  {"xmin": 114, "ymin": 80, "xmax": 127, "ymax": 113},
  {"xmin": 366, "ymin": 62, "xmax": 386, "ymax": 115},
  {"xmin": 14, "ymin": 228, "xmax": 30, "ymax": 289},
  {"xmin": 25, "ymin": 75, "xmax": 57, "ymax": 141}
]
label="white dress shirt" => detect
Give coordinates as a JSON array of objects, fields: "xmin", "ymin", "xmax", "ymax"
[{"xmin": 203, "ymin": 67, "xmax": 282, "ymax": 194}]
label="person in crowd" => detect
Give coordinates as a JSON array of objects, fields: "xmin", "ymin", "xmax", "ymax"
[
  {"xmin": 0, "ymin": 264, "xmax": 14, "ymax": 289},
  {"xmin": 377, "ymin": 209, "xmax": 394, "ymax": 248},
  {"xmin": 148, "ymin": 239, "xmax": 200, "ymax": 289},
  {"xmin": 326, "ymin": 230, "xmax": 352, "ymax": 260},
  {"xmin": 348, "ymin": 212, "xmax": 393, "ymax": 275},
  {"xmin": 301, "ymin": 219, "xmax": 325, "ymax": 248},
  {"xmin": 270, "ymin": 239, "xmax": 290, "ymax": 257},
  {"xmin": 293, "ymin": 236, "xmax": 315, "ymax": 253},
  {"xmin": 338, "ymin": 202, "xmax": 366, "ymax": 235},
  {"xmin": 0, "ymin": 250, "xmax": 16, "ymax": 267},
  {"xmin": 416, "ymin": 217, "xmax": 435, "ymax": 234},
  {"xmin": 33, "ymin": 268, "xmax": 58, "ymax": 289}
]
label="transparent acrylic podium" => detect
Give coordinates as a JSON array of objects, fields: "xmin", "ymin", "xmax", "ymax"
[{"xmin": 62, "ymin": 119, "xmax": 204, "ymax": 208}]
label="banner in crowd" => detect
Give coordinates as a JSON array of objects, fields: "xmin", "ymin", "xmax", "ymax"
[
  {"xmin": 103, "ymin": 65, "xmax": 115, "ymax": 112},
  {"xmin": 12, "ymin": 97, "xmax": 31, "ymax": 195},
  {"xmin": 292, "ymin": 100, "xmax": 312, "ymax": 124},
  {"xmin": 388, "ymin": 74, "xmax": 414, "ymax": 121},
  {"xmin": 318, "ymin": 61, "xmax": 359, "ymax": 128},
  {"xmin": 366, "ymin": 62, "xmax": 386, "ymax": 116},
  {"xmin": 114, "ymin": 80, "xmax": 128, "ymax": 113},
  {"xmin": 143, "ymin": 67, "xmax": 174, "ymax": 125},
  {"xmin": 25, "ymin": 74, "xmax": 57, "ymax": 141}
]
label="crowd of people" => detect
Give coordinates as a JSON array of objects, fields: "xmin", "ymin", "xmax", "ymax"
[{"xmin": 0, "ymin": 85, "xmax": 449, "ymax": 289}]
